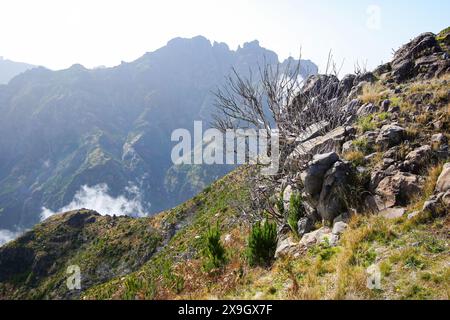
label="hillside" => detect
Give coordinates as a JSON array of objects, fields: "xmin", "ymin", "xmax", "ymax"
[
  {"xmin": 0, "ymin": 37, "xmax": 317, "ymax": 234},
  {"xmin": 0, "ymin": 57, "xmax": 35, "ymax": 84},
  {"xmin": 0, "ymin": 29, "xmax": 449, "ymax": 300}
]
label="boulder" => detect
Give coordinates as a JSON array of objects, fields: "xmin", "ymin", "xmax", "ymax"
[
  {"xmin": 300, "ymin": 227, "xmax": 332, "ymax": 247},
  {"xmin": 338, "ymin": 75, "xmax": 356, "ymax": 97},
  {"xmin": 403, "ymin": 145, "xmax": 432, "ymax": 173},
  {"xmin": 376, "ymin": 124, "xmax": 406, "ymax": 149},
  {"xmin": 289, "ymin": 127, "xmax": 346, "ymax": 164},
  {"xmin": 392, "ymin": 59, "xmax": 414, "ymax": 82},
  {"xmin": 375, "ymin": 172, "xmax": 422, "ymax": 210},
  {"xmin": 431, "ymin": 133, "xmax": 448, "ymax": 150},
  {"xmin": 300, "ymin": 152, "xmax": 339, "ymax": 198},
  {"xmin": 357, "ymin": 103, "xmax": 379, "ymax": 116},
  {"xmin": 422, "ymin": 193, "xmax": 444, "ymax": 216},
  {"xmin": 333, "ymin": 212, "xmax": 352, "ymax": 225},
  {"xmin": 297, "ymin": 217, "xmax": 314, "ymax": 237},
  {"xmin": 390, "ymin": 32, "xmax": 446, "ymax": 81},
  {"xmin": 381, "ymin": 99, "xmax": 391, "ymax": 112},
  {"xmin": 275, "ymin": 237, "xmax": 299, "ymax": 258},
  {"xmin": 354, "ymin": 72, "xmax": 376, "ymax": 85},
  {"xmin": 341, "ymin": 99, "xmax": 361, "ymax": 114},
  {"xmin": 317, "ymin": 161, "xmax": 352, "ymax": 223},
  {"xmin": 380, "ymin": 207, "xmax": 406, "ymax": 220},
  {"xmin": 436, "ymin": 163, "xmax": 450, "ymax": 193},
  {"xmin": 442, "ymin": 191, "xmax": 450, "ymax": 207},
  {"xmin": 332, "ymin": 222, "xmax": 348, "ymax": 235}
]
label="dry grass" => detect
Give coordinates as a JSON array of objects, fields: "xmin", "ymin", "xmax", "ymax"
[
  {"xmin": 408, "ymin": 163, "xmax": 444, "ymax": 212},
  {"xmin": 360, "ymin": 82, "xmax": 389, "ymax": 104},
  {"xmin": 343, "ymin": 150, "xmax": 366, "ymax": 167}
]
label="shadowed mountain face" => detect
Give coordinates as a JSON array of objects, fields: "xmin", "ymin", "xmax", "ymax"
[
  {"xmin": 0, "ymin": 57, "xmax": 36, "ymax": 84},
  {"xmin": 0, "ymin": 36, "xmax": 317, "ymax": 232}
]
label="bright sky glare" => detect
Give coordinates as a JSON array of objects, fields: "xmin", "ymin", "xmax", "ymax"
[{"xmin": 0, "ymin": 0, "xmax": 448, "ymax": 75}]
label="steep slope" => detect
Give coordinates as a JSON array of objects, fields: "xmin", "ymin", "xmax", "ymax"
[
  {"xmin": 0, "ymin": 37, "xmax": 317, "ymax": 233},
  {"xmin": 0, "ymin": 29, "xmax": 448, "ymax": 300},
  {"xmin": 0, "ymin": 166, "xmax": 255, "ymax": 299}
]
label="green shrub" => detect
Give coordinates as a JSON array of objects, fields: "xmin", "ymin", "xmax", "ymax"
[
  {"xmin": 203, "ymin": 225, "xmax": 227, "ymax": 271},
  {"xmin": 247, "ymin": 220, "xmax": 277, "ymax": 267},
  {"xmin": 352, "ymin": 137, "xmax": 373, "ymax": 154},
  {"xmin": 287, "ymin": 193, "xmax": 305, "ymax": 235},
  {"xmin": 357, "ymin": 115, "xmax": 376, "ymax": 133},
  {"xmin": 377, "ymin": 112, "xmax": 391, "ymax": 121},
  {"xmin": 275, "ymin": 193, "xmax": 285, "ymax": 216}
]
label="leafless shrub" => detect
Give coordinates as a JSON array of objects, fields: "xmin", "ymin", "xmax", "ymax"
[{"xmin": 212, "ymin": 54, "xmax": 353, "ymax": 220}]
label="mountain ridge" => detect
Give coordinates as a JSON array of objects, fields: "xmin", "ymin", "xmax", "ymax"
[
  {"xmin": 0, "ymin": 36, "xmax": 317, "ymax": 234},
  {"xmin": 0, "ymin": 28, "xmax": 448, "ymax": 300}
]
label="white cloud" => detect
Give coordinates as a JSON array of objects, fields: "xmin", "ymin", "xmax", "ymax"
[
  {"xmin": 0, "ymin": 229, "xmax": 24, "ymax": 246},
  {"xmin": 40, "ymin": 183, "xmax": 150, "ymax": 221}
]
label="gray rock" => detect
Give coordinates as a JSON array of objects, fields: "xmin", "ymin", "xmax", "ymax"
[
  {"xmin": 297, "ymin": 217, "xmax": 314, "ymax": 237},
  {"xmin": 341, "ymin": 99, "xmax": 361, "ymax": 114},
  {"xmin": 442, "ymin": 191, "xmax": 450, "ymax": 207},
  {"xmin": 388, "ymin": 105, "xmax": 401, "ymax": 114},
  {"xmin": 333, "ymin": 212, "xmax": 352, "ymax": 225},
  {"xmin": 300, "ymin": 152, "xmax": 339, "ymax": 198},
  {"xmin": 404, "ymin": 145, "xmax": 432, "ymax": 173},
  {"xmin": 357, "ymin": 103, "xmax": 379, "ymax": 116},
  {"xmin": 317, "ymin": 161, "xmax": 352, "ymax": 223},
  {"xmin": 431, "ymin": 133, "xmax": 448, "ymax": 150},
  {"xmin": 422, "ymin": 193, "xmax": 444, "ymax": 215},
  {"xmin": 436, "ymin": 163, "xmax": 450, "ymax": 193},
  {"xmin": 380, "ymin": 207, "xmax": 406, "ymax": 220},
  {"xmin": 375, "ymin": 171, "xmax": 422, "ymax": 210},
  {"xmin": 392, "ymin": 59, "xmax": 414, "ymax": 82},
  {"xmin": 289, "ymin": 127, "xmax": 346, "ymax": 165},
  {"xmin": 300, "ymin": 227, "xmax": 332, "ymax": 247},
  {"xmin": 376, "ymin": 124, "xmax": 406, "ymax": 149},
  {"xmin": 275, "ymin": 237, "xmax": 298, "ymax": 258},
  {"xmin": 354, "ymin": 72, "xmax": 376, "ymax": 84},
  {"xmin": 381, "ymin": 99, "xmax": 391, "ymax": 112},
  {"xmin": 332, "ymin": 222, "xmax": 348, "ymax": 235}
]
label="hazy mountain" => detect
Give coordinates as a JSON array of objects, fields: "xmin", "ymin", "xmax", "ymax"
[
  {"xmin": 0, "ymin": 36, "xmax": 317, "ymax": 233},
  {"xmin": 0, "ymin": 57, "xmax": 36, "ymax": 84}
]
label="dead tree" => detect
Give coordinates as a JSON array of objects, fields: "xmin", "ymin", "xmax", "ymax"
[{"xmin": 212, "ymin": 56, "xmax": 352, "ymax": 221}]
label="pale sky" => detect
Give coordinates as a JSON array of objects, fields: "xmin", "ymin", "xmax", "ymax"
[{"xmin": 0, "ymin": 0, "xmax": 448, "ymax": 75}]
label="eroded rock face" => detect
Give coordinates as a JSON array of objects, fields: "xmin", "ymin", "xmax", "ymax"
[
  {"xmin": 300, "ymin": 153, "xmax": 339, "ymax": 197},
  {"xmin": 317, "ymin": 161, "xmax": 352, "ymax": 224},
  {"xmin": 300, "ymin": 227, "xmax": 333, "ymax": 247},
  {"xmin": 436, "ymin": 163, "xmax": 450, "ymax": 193},
  {"xmin": 332, "ymin": 222, "xmax": 348, "ymax": 235},
  {"xmin": 375, "ymin": 172, "xmax": 422, "ymax": 210},
  {"xmin": 297, "ymin": 217, "xmax": 314, "ymax": 238},
  {"xmin": 376, "ymin": 124, "xmax": 406, "ymax": 150},
  {"xmin": 403, "ymin": 145, "xmax": 432, "ymax": 173},
  {"xmin": 389, "ymin": 32, "xmax": 450, "ymax": 82},
  {"xmin": 289, "ymin": 127, "xmax": 346, "ymax": 165},
  {"xmin": 275, "ymin": 237, "xmax": 299, "ymax": 258},
  {"xmin": 357, "ymin": 103, "xmax": 379, "ymax": 117}
]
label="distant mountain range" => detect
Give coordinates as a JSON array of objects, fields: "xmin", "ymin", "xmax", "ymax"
[
  {"xmin": 0, "ymin": 57, "xmax": 36, "ymax": 84},
  {"xmin": 0, "ymin": 36, "xmax": 317, "ymax": 233}
]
